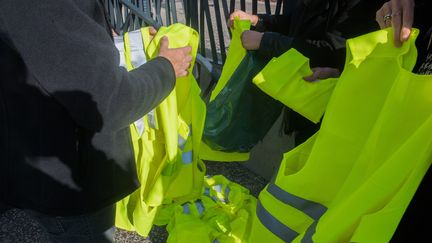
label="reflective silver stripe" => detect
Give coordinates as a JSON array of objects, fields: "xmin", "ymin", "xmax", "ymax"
[
  {"xmin": 204, "ymin": 187, "xmax": 210, "ymax": 196},
  {"xmin": 127, "ymin": 30, "xmax": 147, "ymax": 68},
  {"xmin": 182, "ymin": 204, "xmax": 190, "ymax": 214},
  {"xmin": 213, "ymin": 184, "xmax": 222, "ymax": 193},
  {"xmin": 256, "ymin": 201, "xmax": 299, "ymax": 242},
  {"xmin": 301, "ymin": 220, "xmax": 317, "ymax": 243},
  {"xmin": 119, "ymin": 30, "xmax": 148, "ymax": 135},
  {"xmin": 134, "ymin": 118, "xmax": 145, "ymax": 137},
  {"xmin": 147, "ymin": 110, "xmax": 156, "ymax": 129},
  {"xmin": 267, "ymin": 183, "xmax": 327, "ymax": 221},
  {"xmin": 114, "ymin": 36, "xmax": 126, "ymax": 68},
  {"xmin": 195, "ymin": 201, "xmax": 205, "ymax": 215},
  {"xmin": 181, "ymin": 151, "xmax": 193, "ymax": 164},
  {"xmin": 178, "ymin": 135, "xmax": 187, "ymax": 150},
  {"xmin": 224, "ymin": 186, "xmax": 231, "ymax": 203}
]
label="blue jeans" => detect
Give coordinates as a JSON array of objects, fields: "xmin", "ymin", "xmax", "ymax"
[{"xmin": 24, "ymin": 205, "xmax": 115, "ymax": 243}]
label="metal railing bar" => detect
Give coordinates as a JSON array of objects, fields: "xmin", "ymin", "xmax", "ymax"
[
  {"xmin": 199, "ymin": 0, "xmax": 206, "ymax": 58},
  {"xmin": 189, "ymin": 0, "xmax": 199, "ymax": 31},
  {"xmin": 165, "ymin": 0, "xmax": 172, "ymax": 25},
  {"xmin": 221, "ymin": 0, "xmax": 231, "ymax": 38},
  {"xmin": 170, "ymin": 0, "xmax": 178, "ymax": 23},
  {"xmin": 229, "ymin": 0, "xmax": 235, "ymax": 15},
  {"xmin": 154, "ymin": 0, "xmax": 163, "ymax": 26},
  {"xmin": 213, "ymin": 0, "xmax": 227, "ymax": 62},
  {"xmin": 120, "ymin": 0, "xmax": 160, "ymax": 28},
  {"xmin": 202, "ymin": 0, "xmax": 219, "ymax": 63},
  {"xmin": 265, "ymin": 0, "xmax": 271, "ymax": 14},
  {"xmin": 275, "ymin": 0, "xmax": 283, "ymax": 15},
  {"xmin": 252, "ymin": 0, "xmax": 258, "ymax": 14}
]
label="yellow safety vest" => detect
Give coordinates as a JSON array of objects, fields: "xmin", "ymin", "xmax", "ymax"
[
  {"xmin": 249, "ymin": 28, "xmax": 432, "ymax": 243},
  {"xmin": 114, "ymin": 24, "xmax": 206, "ymax": 236},
  {"xmin": 200, "ymin": 18, "xmax": 252, "ymax": 162},
  {"xmin": 253, "ymin": 48, "xmax": 338, "ymax": 124},
  {"xmin": 166, "ymin": 175, "xmax": 256, "ymax": 243}
]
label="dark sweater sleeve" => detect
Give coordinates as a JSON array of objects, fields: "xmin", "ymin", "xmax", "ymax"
[
  {"xmin": 290, "ymin": 33, "xmax": 347, "ymax": 69},
  {"xmin": 254, "ymin": 14, "xmax": 291, "ymax": 33},
  {"xmin": 257, "ymin": 32, "xmax": 294, "ymax": 60},
  {"xmin": 257, "ymin": 31, "xmax": 345, "ymax": 69},
  {"xmin": 0, "ymin": 0, "xmax": 175, "ymax": 132}
]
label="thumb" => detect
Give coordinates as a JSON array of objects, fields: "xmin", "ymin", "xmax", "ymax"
[
  {"xmin": 160, "ymin": 36, "xmax": 169, "ymax": 50},
  {"xmin": 303, "ymin": 71, "xmax": 319, "ymax": 82}
]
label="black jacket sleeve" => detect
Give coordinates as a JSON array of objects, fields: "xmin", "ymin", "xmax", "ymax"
[
  {"xmin": 256, "ymin": 0, "xmax": 385, "ymax": 70},
  {"xmin": 254, "ymin": 14, "xmax": 292, "ymax": 33},
  {"xmin": 0, "ymin": 0, "xmax": 175, "ymax": 132}
]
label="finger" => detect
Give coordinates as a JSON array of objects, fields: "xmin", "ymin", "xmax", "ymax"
[
  {"xmin": 181, "ymin": 63, "xmax": 190, "ymax": 72},
  {"xmin": 182, "ymin": 46, "xmax": 192, "ymax": 54},
  {"xmin": 376, "ymin": 8, "xmax": 386, "ymax": 29},
  {"xmin": 376, "ymin": 3, "xmax": 392, "ymax": 29},
  {"xmin": 303, "ymin": 69, "xmax": 320, "ymax": 82},
  {"xmin": 319, "ymin": 68, "xmax": 340, "ymax": 79},
  {"xmin": 160, "ymin": 36, "xmax": 169, "ymax": 50},
  {"xmin": 185, "ymin": 55, "xmax": 193, "ymax": 62},
  {"xmin": 382, "ymin": 3, "xmax": 393, "ymax": 28},
  {"xmin": 178, "ymin": 70, "xmax": 188, "ymax": 78},
  {"xmin": 149, "ymin": 26, "xmax": 157, "ymax": 36},
  {"xmin": 400, "ymin": 0, "xmax": 414, "ymax": 42},
  {"xmin": 391, "ymin": 0, "xmax": 403, "ymax": 47},
  {"xmin": 176, "ymin": 45, "xmax": 192, "ymax": 54}
]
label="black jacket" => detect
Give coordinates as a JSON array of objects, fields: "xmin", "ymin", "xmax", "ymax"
[
  {"xmin": 255, "ymin": 0, "xmax": 387, "ymax": 70},
  {"xmin": 0, "ymin": 0, "xmax": 175, "ymax": 215}
]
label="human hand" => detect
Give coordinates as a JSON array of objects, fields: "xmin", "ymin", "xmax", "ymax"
[
  {"xmin": 149, "ymin": 26, "xmax": 157, "ymax": 40},
  {"xmin": 303, "ymin": 67, "xmax": 340, "ymax": 82},
  {"xmin": 228, "ymin": 10, "xmax": 259, "ymax": 28},
  {"xmin": 158, "ymin": 36, "xmax": 193, "ymax": 78},
  {"xmin": 111, "ymin": 29, "xmax": 119, "ymax": 37},
  {"xmin": 241, "ymin": 30, "xmax": 264, "ymax": 50},
  {"xmin": 376, "ymin": 0, "xmax": 415, "ymax": 47}
]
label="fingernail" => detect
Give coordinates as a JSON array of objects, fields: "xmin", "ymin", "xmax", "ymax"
[{"xmin": 402, "ymin": 28, "xmax": 411, "ymax": 40}]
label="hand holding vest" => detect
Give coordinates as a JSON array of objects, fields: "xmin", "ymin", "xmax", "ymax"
[{"xmin": 114, "ymin": 24, "xmax": 207, "ymax": 237}]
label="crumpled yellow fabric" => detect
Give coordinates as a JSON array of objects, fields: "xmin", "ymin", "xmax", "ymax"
[{"xmin": 165, "ymin": 175, "xmax": 256, "ymax": 243}]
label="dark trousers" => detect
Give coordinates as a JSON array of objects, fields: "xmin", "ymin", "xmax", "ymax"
[{"xmin": 0, "ymin": 203, "xmax": 115, "ymax": 243}]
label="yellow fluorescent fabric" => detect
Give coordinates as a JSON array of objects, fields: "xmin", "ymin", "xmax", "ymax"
[
  {"xmin": 145, "ymin": 24, "xmax": 206, "ymax": 205},
  {"xmin": 165, "ymin": 175, "xmax": 257, "ymax": 243},
  {"xmin": 250, "ymin": 28, "xmax": 432, "ymax": 243},
  {"xmin": 253, "ymin": 49, "xmax": 338, "ymax": 123},
  {"xmin": 200, "ymin": 142, "xmax": 250, "ymax": 162},
  {"xmin": 200, "ymin": 18, "xmax": 251, "ymax": 162},
  {"xmin": 115, "ymin": 24, "xmax": 207, "ymax": 237},
  {"xmin": 209, "ymin": 18, "xmax": 251, "ymax": 102}
]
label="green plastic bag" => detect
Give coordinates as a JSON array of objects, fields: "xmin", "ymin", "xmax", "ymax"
[
  {"xmin": 200, "ymin": 18, "xmax": 252, "ymax": 162},
  {"xmin": 203, "ymin": 51, "xmax": 283, "ymax": 152}
]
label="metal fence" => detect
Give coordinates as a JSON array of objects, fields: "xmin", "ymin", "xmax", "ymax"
[{"xmin": 103, "ymin": 0, "xmax": 292, "ymax": 92}]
